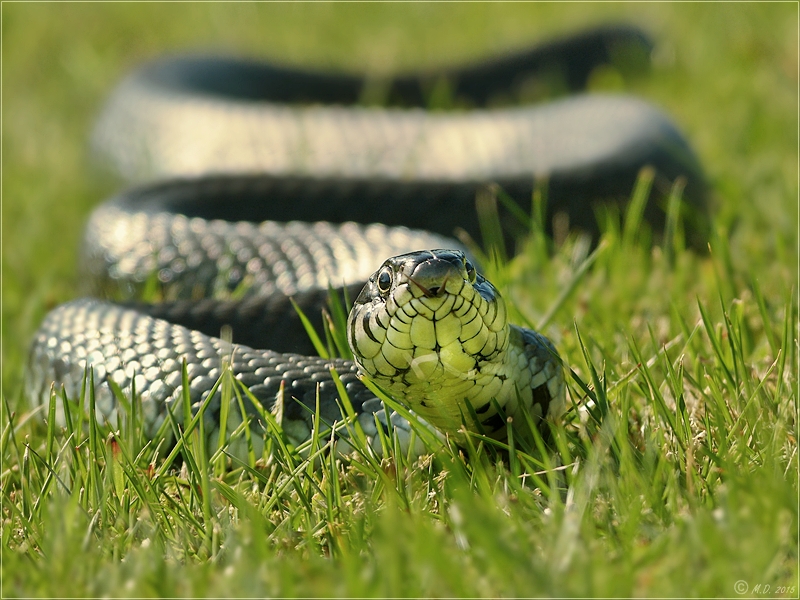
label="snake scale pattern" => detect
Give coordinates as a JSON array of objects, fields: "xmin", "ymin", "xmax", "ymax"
[{"xmin": 26, "ymin": 25, "xmax": 706, "ymax": 454}]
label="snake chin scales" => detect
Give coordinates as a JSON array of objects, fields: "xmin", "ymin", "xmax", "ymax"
[{"xmin": 348, "ymin": 249, "xmax": 565, "ymax": 440}]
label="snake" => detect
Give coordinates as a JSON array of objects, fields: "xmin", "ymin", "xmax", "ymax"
[{"xmin": 25, "ymin": 25, "xmax": 706, "ymax": 455}]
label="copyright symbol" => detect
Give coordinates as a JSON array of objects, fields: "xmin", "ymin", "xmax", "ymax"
[{"xmin": 734, "ymin": 580, "xmax": 748, "ymax": 594}]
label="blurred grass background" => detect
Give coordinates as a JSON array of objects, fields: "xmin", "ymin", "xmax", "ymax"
[
  {"xmin": 3, "ymin": 4, "xmax": 796, "ymax": 394},
  {"xmin": 1, "ymin": 3, "xmax": 797, "ymax": 596}
]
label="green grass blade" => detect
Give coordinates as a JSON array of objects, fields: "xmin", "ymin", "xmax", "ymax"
[
  {"xmin": 622, "ymin": 166, "xmax": 654, "ymax": 247},
  {"xmin": 290, "ymin": 298, "xmax": 330, "ymax": 359}
]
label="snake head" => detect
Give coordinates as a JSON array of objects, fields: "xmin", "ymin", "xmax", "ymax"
[{"xmin": 347, "ymin": 249, "xmax": 511, "ymax": 435}]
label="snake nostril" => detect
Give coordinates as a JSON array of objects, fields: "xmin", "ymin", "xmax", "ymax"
[{"xmin": 428, "ymin": 286, "xmax": 440, "ymax": 296}]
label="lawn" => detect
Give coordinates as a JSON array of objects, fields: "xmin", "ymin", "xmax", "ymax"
[{"xmin": 2, "ymin": 3, "xmax": 798, "ymax": 597}]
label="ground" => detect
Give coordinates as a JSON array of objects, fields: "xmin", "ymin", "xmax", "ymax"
[{"xmin": 2, "ymin": 3, "xmax": 798, "ymax": 597}]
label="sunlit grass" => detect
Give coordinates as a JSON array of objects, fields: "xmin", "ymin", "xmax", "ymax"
[
  {"xmin": 3, "ymin": 168, "xmax": 797, "ymax": 595},
  {"xmin": 3, "ymin": 2, "xmax": 797, "ymax": 597}
]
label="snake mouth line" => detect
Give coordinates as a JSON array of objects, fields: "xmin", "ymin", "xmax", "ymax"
[{"xmin": 406, "ymin": 273, "xmax": 451, "ymax": 298}]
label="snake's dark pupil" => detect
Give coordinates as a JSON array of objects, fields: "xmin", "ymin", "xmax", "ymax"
[{"xmin": 378, "ymin": 270, "xmax": 392, "ymax": 293}]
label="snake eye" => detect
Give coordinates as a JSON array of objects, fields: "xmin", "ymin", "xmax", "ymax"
[
  {"xmin": 465, "ymin": 260, "xmax": 476, "ymax": 283},
  {"xmin": 377, "ymin": 267, "xmax": 393, "ymax": 294}
]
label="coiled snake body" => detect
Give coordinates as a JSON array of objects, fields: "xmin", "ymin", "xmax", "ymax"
[{"xmin": 26, "ymin": 27, "xmax": 706, "ymax": 452}]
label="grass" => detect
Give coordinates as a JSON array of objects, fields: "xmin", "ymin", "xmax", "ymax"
[{"xmin": 2, "ymin": 3, "xmax": 798, "ymax": 598}]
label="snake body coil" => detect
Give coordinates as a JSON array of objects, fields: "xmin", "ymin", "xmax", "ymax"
[{"xmin": 26, "ymin": 26, "xmax": 706, "ymax": 452}]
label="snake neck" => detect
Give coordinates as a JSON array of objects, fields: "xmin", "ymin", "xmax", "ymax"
[{"xmin": 390, "ymin": 324, "xmax": 563, "ymax": 440}]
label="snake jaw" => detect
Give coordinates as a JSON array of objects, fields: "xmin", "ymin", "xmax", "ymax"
[{"xmin": 406, "ymin": 273, "xmax": 447, "ymax": 298}]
